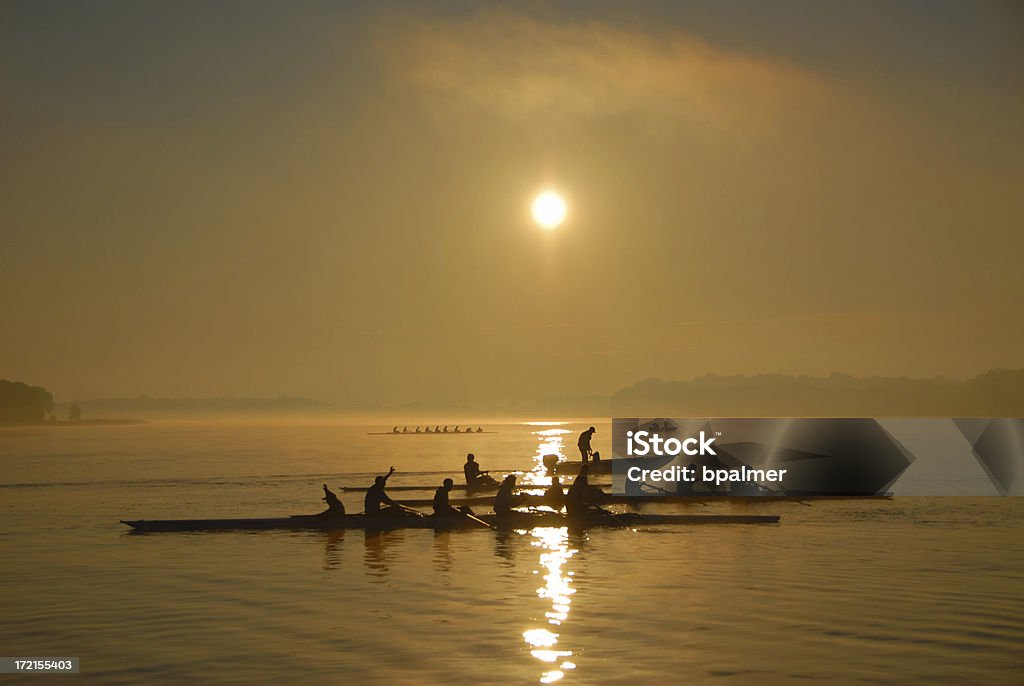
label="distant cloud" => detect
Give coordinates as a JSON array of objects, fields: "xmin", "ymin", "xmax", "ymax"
[{"xmin": 373, "ymin": 8, "xmax": 827, "ymax": 132}]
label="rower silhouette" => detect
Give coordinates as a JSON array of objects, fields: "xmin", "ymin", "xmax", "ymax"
[
  {"xmin": 566, "ymin": 464, "xmax": 590, "ymax": 517},
  {"xmin": 364, "ymin": 467, "xmax": 403, "ymax": 515},
  {"xmin": 463, "ymin": 453, "xmax": 483, "ymax": 484},
  {"xmin": 433, "ymin": 478, "xmax": 476, "ymax": 517},
  {"xmin": 544, "ymin": 476, "xmax": 565, "ymax": 510},
  {"xmin": 493, "ymin": 474, "xmax": 520, "ymax": 516},
  {"xmin": 320, "ymin": 484, "xmax": 346, "ymax": 517},
  {"xmin": 463, "ymin": 454, "xmax": 497, "ymax": 488}
]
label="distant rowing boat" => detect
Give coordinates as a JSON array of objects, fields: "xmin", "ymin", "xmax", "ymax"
[
  {"xmin": 121, "ymin": 511, "xmax": 780, "ymax": 533},
  {"xmin": 366, "ymin": 431, "xmax": 498, "ymax": 435}
]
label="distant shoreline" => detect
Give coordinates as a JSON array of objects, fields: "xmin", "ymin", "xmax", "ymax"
[{"xmin": 0, "ymin": 418, "xmax": 146, "ymax": 428}]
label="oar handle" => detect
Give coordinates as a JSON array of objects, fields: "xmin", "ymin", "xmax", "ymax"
[
  {"xmin": 461, "ymin": 510, "xmax": 496, "ymax": 530},
  {"xmin": 590, "ymin": 504, "xmax": 628, "ymax": 527},
  {"xmin": 395, "ymin": 502, "xmax": 426, "ymax": 518}
]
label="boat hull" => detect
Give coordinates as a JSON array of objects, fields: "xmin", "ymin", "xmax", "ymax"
[
  {"xmin": 399, "ymin": 493, "xmax": 893, "ymax": 508},
  {"xmin": 121, "ymin": 511, "xmax": 779, "ymax": 533}
]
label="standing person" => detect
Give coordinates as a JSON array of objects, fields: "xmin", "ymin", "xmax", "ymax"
[{"xmin": 577, "ymin": 426, "xmax": 597, "ymax": 462}]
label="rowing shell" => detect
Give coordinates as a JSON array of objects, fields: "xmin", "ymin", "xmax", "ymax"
[
  {"xmin": 397, "ymin": 493, "xmax": 893, "ymax": 508},
  {"xmin": 367, "ymin": 431, "xmax": 498, "ymax": 435},
  {"xmin": 339, "ymin": 481, "xmax": 608, "ymax": 493},
  {"xmin": 121, "ymin": 511, "xmax": 780, "ymax": 533}
]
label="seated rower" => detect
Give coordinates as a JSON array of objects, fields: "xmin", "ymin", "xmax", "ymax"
[
  {"xmin": 433, "ymin": 478, "xmax": 475, "ymax": 517},
  {"xmin": 453, "ymin": 425, "xmax": 460, "ymax": 433},
  {"xmin": 493, "ymin": 474, "xmax": 521, "ymax": 516},
  {"xmin": 544, "ymin": 476, "xmax": 565, "ymax": 509},
  {"xmin": 392, "ymin": 426, "xmax": 399, "ymax": 433},
  {"xmin": 566, "ymin": 464, "xmax": 591, "ymax": 518},
  {"xmin": 464, "ymin": 453, "xmax": 483, "ymax": 484},
  {"xmin": 476, "ymin": 427, "xmax": 483, "ymax": 433},
  {"xmin": 415, "ymin": 426, "xmax": 421, "ymax": 433},
  {"xmin": 364, "ymin": 467, "xmax": 405, "ymax": 516},
  {"xmin": 320, "ymin": 483, "xmax": 346, "ymax": 517}
]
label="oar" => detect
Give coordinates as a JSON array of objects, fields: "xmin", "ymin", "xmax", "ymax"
[
  {"xmin": 763, "ymin": 487, "xmax": 812, "ymax": 507},
  {"xmin": 587, "ymin": 503, "xmax": 630, "ymax": 528},
  {"xmin": 393, "ymin": 502, "xmax": 427, "ymax": 518},
  {"xmin": 458, "ymin": 509, "xmax": 496, "ymax": 530},
  {"xmin": 641, "ymin": 482, "xmax": 709, "ymax": 506}
]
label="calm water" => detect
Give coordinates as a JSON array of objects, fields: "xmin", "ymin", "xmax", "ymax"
[{"xmin": 1, "ymin": 421, "xmax": 1021, "ymax": 685}]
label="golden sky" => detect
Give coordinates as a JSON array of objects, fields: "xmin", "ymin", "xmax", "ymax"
[{"xmin": 2, "ymin": 2, "xmax": 1022, "ymax": 405}]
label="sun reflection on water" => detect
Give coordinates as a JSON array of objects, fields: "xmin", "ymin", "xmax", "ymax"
[
  {"xmin": 523, "ymin": 526, "xmax": 578, "ymax": 683},
  {"xmin": 520, "ymin": 424, "xmax": 571, "ymax": 488}
]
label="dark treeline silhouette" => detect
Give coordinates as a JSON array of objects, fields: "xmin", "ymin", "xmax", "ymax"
[
  {"xmin": 0, "ymin": 379, "xmax": 55, "ymax": 424},
  {"xmin": 611, "ymin": 369, "xmax": 1024, "ymax": 417}
]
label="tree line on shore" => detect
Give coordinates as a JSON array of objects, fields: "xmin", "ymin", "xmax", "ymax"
[
  {"xmin": 4, "ymin": 368, "xmax": 1023, "ymax": 423},
  {"xmin": 0, "ymin": 380, "xmax": 55, "ymax": 424}
]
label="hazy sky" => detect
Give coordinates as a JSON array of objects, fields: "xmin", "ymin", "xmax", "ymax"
[{"xmin": 2, "ymin": 1, "xmax": 1022, "ymax": 405}]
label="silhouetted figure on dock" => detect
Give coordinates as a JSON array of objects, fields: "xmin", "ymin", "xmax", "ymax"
[{"xmin": 577, "ymin": 426, "xmax": 596, "ymax": 462}]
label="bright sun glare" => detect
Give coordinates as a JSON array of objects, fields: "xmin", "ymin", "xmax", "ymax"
[{"xmin": 532, "ymin": 191, "xmax": 567, "ymax": 230}]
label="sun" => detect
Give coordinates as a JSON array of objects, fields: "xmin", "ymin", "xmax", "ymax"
[{"xmin": 532, "ymin": 191, "xmax": 567, "ymax": 230}]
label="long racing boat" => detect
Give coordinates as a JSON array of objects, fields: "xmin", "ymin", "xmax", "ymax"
[
  {"xmin": 397, "ymin": 493, "xmax": 894, "ymax": 508},
  {"xmin": 121, "ymin": 511, "xmax": 780, "ymax": 533}
]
